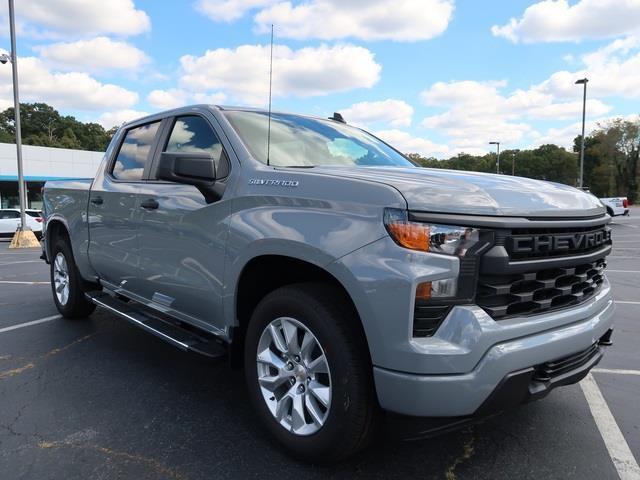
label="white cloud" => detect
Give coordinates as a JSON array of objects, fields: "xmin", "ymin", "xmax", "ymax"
[
  {"xmin": 98, "ymin": 109, "xmax": 149, "ymax": 129},
  {"xmin": 492, "ymin": 0, "xmax": 640, "ymax": 43},
  {"xmin": 375, "ymin": 129, "xmax": 450, "ymax": 157},
  {"xmin": 180, "ymin": 44, "xmax": 381, "ymax": 104},
  {"xmin": 197, "ymin": 0, "xmax": 454, "ymax": 41},
  {"xmin": 0, "ymin": 57, "xmax": 138, "ymax": 111},
  {"xmin": 147, "ymin": 89, "xmax": 189, "ymax": 110},
  {"xmin": 420, "ymin": 79, "xmax": 611, "ymax": 152},
  {"xmin": 0, "ymin": 0, "xmax": 150, "ymax": 37},
  {"xmin": 535, "ymin": 36, "xmax": 640, "ymax": 99},
  {"xmin": 34, "ymin": 37, "xmax": 149, "ymax": 72},
  {"xmin": 147, "ymin": 89, "xmax": 227, "ymax": 110},
  {"xmin": 533, "ymin": 113, "xmax": 640, "ymax": 149},
  {"xmin": 340, "ymin": 99, "xmax": 413, "ymax": 128},
  {"xmin": 255, "ymin": 0, "xmax": 453, "ymax": 41}
]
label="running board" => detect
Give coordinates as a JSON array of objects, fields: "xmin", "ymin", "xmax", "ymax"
[{"xmin": 85, "ymin": 291, "xmax": 226, "ymax": 358}]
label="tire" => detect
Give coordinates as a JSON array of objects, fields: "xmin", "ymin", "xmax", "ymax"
[
  {"xmin": 606, "ymin": 207, "xmax": 614, "ymax": 217},
  {"xmin": 50, "ymin": 236, "xmax": 96, "ymax": 318},
  {"xmin": 244, "ymin": 282, "xmax": 378, "ymax": 463}
]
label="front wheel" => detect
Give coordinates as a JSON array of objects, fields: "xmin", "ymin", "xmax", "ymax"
[
  {"xmin": 50, "ymin": 237, "xmax": 96, "ymax": 318},
  {"xmin": 244, "ymin": 283, "xmax": 378, "ymax": 462}
]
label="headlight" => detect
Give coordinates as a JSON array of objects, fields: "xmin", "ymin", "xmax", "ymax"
[{"xmin": 384, "ymin": 208, "xmax": 479, "ymax": 257}]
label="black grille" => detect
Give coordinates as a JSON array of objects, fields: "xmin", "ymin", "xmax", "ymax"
[
  {"xmin": 533, "ymin": 342, "xmax": 600, "ymax": 382},
  {"xmin": 477, "ymin": 258, "xmax": 606, "ymax": 319},
  {"xmin": 413, "ymin": 304, "xmax": 451, "ymax": 337},
  {"xmin": 499, "ymin": 225, "xmax": 611, "ymax": 260}
]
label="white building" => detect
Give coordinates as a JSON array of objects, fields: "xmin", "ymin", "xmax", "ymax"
[{"xmin": 0, "ymin": 143, "xmax": 104, "ymax": 209}]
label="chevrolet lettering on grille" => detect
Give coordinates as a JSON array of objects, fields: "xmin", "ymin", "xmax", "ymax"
[{"xmin": 508, "ymin": 229, "xmax": 611, "ymax": 255}]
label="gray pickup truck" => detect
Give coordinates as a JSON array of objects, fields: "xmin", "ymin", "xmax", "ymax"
[{"xmin": 42, "ymin": 105, "xmax": 615, "ymax": 462}]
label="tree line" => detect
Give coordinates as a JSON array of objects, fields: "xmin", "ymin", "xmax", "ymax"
[
  {"xmin": 0, "ymin": 103, "xmax": 116, "ymax": 152},
  {"xmin": 1, "ymin": 103, "xmax": 638, "ymax": 202}
]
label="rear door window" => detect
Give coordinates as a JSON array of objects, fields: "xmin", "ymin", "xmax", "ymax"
[
  {"xmin": 0, "ymin": 210, "xmax": 20, "ymax": 219},
  {"xmin": 112, "ymin": 121, "xmax": 161, "ymax": 181}
]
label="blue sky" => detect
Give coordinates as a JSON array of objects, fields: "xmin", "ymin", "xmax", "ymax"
[{"xmin": 0, "ymin": 0, "xmax": 638, "ymax": 157}]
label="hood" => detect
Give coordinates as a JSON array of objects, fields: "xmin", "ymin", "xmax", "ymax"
[{"xmin": 312, "ymin": 166, "xmax": 604, "ymax": 217}]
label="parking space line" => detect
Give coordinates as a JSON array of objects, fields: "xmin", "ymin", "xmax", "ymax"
[
  {"xmin": 580, "ymin": 374, "xmax": 640, "ymax": 480},
  {"xmin": 593, "ymin": 368, "xmax": 640, "ymax": 376},
  {"xmin": 0, "ymin": 280, "xmax": 49, "ymax": 285},
  {"xmin": 616, "ymin": 301, "xmax": 640, "ymax": 305},
  {"xmin": 0, "ymin": 315, "xmax": 61, "ymax": 334},
  {"xmin": 607, "ymin": 270, "xmax": 640, "ymax": 273},
  {"xmin": 0, "ymin": 260, "xmax": 44, "ymax": 266}
]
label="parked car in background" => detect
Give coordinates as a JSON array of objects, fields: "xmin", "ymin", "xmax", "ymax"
[
  {"xmin": 0, "ymin": 208, "xmax": 43, "ymax": 238},
  {"xmin": 600, "ymin": 197, "xmax": 629, "ymax": 217}
]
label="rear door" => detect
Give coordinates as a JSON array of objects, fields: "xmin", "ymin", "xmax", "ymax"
[
  {"xmin": 0, "ymin": 210, "xmax": 20, "ymax": 236},
  {"xmin": 134, "ymin": 113, "xmax": 233, "ymax": 332},
  {"xmin": 87, "ymin": 120, "xmax": 163, "ymax": 292}
]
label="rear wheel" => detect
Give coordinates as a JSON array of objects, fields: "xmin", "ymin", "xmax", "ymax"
[
  {"xmin": 50, "ymin": 237, "xmax": 96, "ymax": 318},
  {"xmin": 244, "ymin": 282, "xmax": 378, "ymax": 462}
]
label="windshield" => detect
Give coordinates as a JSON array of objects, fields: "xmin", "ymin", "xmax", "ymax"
[{"xmin": 224, "ymin": 110, "xmax": 415, "ymax": 168}]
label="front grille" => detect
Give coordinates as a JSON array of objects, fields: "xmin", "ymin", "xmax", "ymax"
[
  {"xmin": 533, "ymin": 342, "xmax": 600, "ymax": 382},
  {"xmin": 503, "ymin": 225, "xmax": 611, "ymax": 260},
  {"xmin": 477, "ymin": 258, "xmax": 606, "ymax": 319}
]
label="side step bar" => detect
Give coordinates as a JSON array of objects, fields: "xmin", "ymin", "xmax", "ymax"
[{"xmin": 85, "ymin": 291, "xmax": 226, "ymax": 359}]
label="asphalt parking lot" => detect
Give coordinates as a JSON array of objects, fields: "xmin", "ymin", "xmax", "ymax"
[{"xmin": 0, "ymin": 211, "xmax": 638, "ymax": 479}]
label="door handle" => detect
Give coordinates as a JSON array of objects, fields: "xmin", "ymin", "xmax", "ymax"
[
  {"xmin": 90, "ymin": 196, "xmax": 103, "ymax": 205},
  {"xmin": 140, "ymin": 199, "xmax": 159, "ymax": 210}
]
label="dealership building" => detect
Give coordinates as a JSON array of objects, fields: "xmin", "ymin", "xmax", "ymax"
[{"xmin": 0, "ymin": 143, "xmax": 104, "ymax": 209}]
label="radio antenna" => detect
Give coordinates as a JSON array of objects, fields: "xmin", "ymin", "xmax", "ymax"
[{"xmin": 266, "ymin": 24, "xmax": 274, "ymax": 166}]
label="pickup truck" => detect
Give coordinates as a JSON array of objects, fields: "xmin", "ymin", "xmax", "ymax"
[
  {"xmin": 42, "ymin": 105, "xmax": 615, "ymax": 462},
  {"xmin": 600, "ymin": 196, "xmax": 629, "ymax": 217}
]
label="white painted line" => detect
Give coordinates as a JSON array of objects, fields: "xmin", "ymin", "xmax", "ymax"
[
  {"xmin": 0, "ymin": 314, "xmax": 61, "ymax": 334},
  {"xmin": 593, "ymin": 368, "xmax": 640, "ymax": 376},
  {"xmin": 616, "ymin": 301, "xmax": 640, "ymax": 305},
  {"xmin": 607, "ymin": 270, "xmax": 640, "ymax": 273},
  {"xmin": 0, "ymin": 280, "xmax": 49, "ymax": 285},
  {"xmin": 0, "ymin": 260, "xmax": 43, "ymax": 266},
  {"xmin": 580, "ymin": 373, "xmax": 640, "ymax": 480},
  {"xmin": 607, "ymin": 257, "xmax": 640, "ymax": 260}
]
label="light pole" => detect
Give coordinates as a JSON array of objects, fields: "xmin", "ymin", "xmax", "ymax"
[
  {"xmin": 512, "ymin": 152, "xmax": 516, "ymax": 176},
  {"xmin": 489, "ymin": 141, "xmax": 500, "ymax": 174},
  {"xmin": 3, "ymin": 0, "xmax": 37, "ymax": 248},
  {"xmin": 575, "ymin": 78, "xmax": 588, "ymax": 189}
]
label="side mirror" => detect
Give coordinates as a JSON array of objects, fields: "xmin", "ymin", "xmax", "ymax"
[{"xmin": 157, "ymin": 152, "xmax": 216, "ymax": 188}]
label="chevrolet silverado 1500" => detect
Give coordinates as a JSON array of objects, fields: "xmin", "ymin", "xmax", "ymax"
[{"xmin": 42, "ymin": 105, "xmax": 615, "ymax": 461}]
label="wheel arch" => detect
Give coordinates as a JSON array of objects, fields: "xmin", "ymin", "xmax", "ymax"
[
  {"xmin": 229, "ymin": 254, "xmax": 371, "ymax": 369},
  {"xmin": 45, "ymin": 217, "xmax": 71, "ymax": 260}
]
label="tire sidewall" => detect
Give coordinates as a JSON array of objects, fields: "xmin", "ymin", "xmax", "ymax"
[
  {"xmin": 244, "ymin": 287, "xmax": 367, "ymax": 460},
  {"xmin": 50, "ymin": 238, "xmax": 89, "ymax": 317}
]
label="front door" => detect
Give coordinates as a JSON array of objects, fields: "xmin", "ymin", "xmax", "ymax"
[
  {"xmin": 88, "ymin": 120, "xmax": 162, "ymax": 291},
  {"xmin": 135, "ymin": 114, "xmax": 232, "ymax": 332}
]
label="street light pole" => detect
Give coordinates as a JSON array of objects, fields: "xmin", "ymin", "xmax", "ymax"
[
  {"xmin": 8, "ymin": 0, "xmax": 26, "ymax": 230},
  {"xmin": 4, "ymin": 0, "xmax": 38, "ymax": 248},
  {"xmin": 489, "ymin": 141, "xmax": 500, "ymax": 174},
  {"xmin": 575, "ymin": 78, "xmax": 588, "ymax": 189}
]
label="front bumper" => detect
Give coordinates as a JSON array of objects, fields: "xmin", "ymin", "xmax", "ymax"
[{"xmin": 374, "ymin": 292, "xmax": 615, "ymax": 417}]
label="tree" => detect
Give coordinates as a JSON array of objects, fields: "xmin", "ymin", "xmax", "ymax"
[
  {"xmin": 578, "ymin": 119, "xmax": 640, "ymax": 202},
  {"xmin": 0, "ymin": 102, "xmax": 114, "ymax": 151}
]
